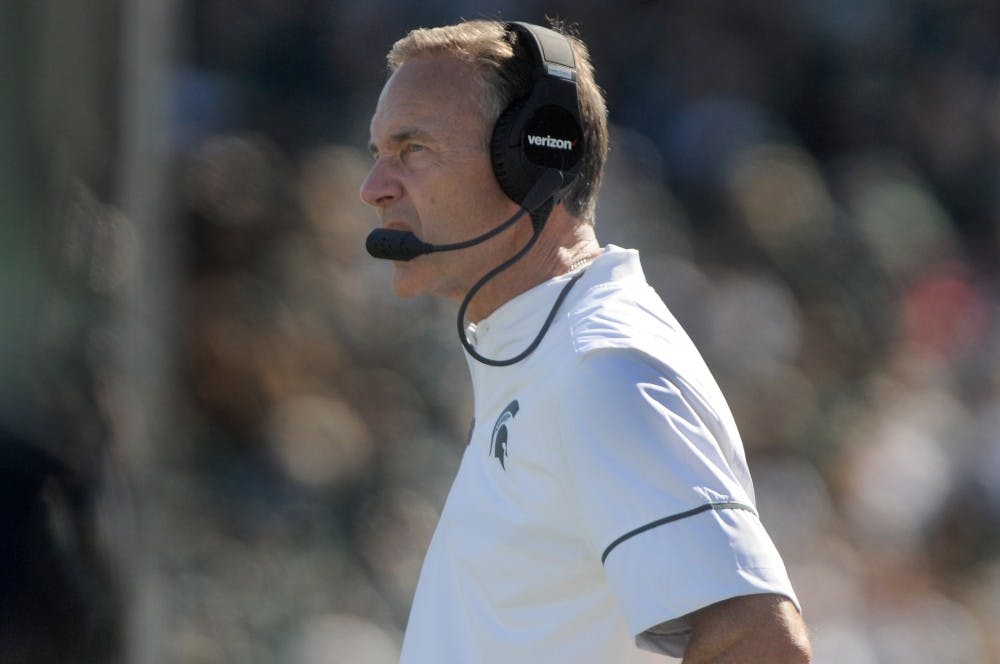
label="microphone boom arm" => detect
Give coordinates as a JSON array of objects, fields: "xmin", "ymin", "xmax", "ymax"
[{"xmin": 364, "ymin": 169, "xmax": 564, "ymax": 261}]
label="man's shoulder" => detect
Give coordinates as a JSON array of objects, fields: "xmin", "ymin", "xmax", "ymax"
[{"xmin": 564, "ymin": 278, "xmax": 678, "ymax": 359}]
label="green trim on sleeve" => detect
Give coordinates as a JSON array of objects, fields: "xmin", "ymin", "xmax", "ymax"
[{"xmin": 601, "ymin": 502, "xmax": 758, "ymax": 565}]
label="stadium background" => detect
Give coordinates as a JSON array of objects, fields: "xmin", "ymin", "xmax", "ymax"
[{"xmin": 2, "ymin": 0, "xmax": 1000, "ymax": 661}]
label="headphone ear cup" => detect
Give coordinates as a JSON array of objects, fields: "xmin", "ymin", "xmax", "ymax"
[{"xmin": 490, "ymin": 97, "xmax": 534, "ymax": 206}]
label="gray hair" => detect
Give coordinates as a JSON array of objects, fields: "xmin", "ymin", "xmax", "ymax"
[{"xmin": 386, "ymin": 20, "xmax": 609, "ymax": 224}]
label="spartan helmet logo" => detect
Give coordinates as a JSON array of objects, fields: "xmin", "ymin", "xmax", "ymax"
[{"xmin": 490, "ymin": 400, "xmax": 520, "ymax": 470}]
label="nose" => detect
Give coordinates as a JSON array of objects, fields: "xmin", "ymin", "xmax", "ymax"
[{"xmin": 360, "ymin": 158, "xmax": 402, "ymax": 209}]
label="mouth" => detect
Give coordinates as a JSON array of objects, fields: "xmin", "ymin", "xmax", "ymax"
[{"xmin": 382, "ymin": 220, "xmax": 415, "ymax": 234}]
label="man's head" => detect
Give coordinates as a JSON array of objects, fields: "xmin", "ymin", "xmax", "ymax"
[
  {"xmin": 385, "ymin": 20, "xmax": 608, "ymax": 224},
  {"xmin": 361, "ymin": 20, "xmax": 607, "ymax": 305}
]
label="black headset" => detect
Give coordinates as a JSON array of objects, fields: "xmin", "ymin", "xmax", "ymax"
[{"xmin": 490, "ymin": 22, "xmax": 586, "ymax": 230}]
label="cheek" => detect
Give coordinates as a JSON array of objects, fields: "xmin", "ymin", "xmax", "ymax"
[{"xmin": 415, "ymin": 161, "xmax": 509, "ymax": 233}]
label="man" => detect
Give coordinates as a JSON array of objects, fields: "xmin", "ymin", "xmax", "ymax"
[{"xmin": 361, "ymin": 19, "xmax": 811, "ymax": 663}]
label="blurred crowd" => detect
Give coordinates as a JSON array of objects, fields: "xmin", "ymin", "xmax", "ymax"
[{"xmin": 4, "ymin": 0, "xmax": 1000, "ymax": 662}]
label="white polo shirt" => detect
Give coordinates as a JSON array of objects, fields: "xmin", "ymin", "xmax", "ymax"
[{"xmin": 399, "ymin": 246, "xmax": 799, "ymax": 663}]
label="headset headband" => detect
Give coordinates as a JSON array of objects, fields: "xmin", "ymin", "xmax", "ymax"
[{"xmin": 510, "ymin": 21, "xmax": 577, "ymax": 83}]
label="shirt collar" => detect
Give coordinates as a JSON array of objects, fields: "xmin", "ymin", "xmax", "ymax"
[{"xmin": 464, "ymin": 245, "xmax": 643, "ymax": 360}]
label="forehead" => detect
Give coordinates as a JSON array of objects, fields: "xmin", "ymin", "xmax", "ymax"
[{"xmin": 369, "ymin": 55, "xmax": 486, "ymax": 144}]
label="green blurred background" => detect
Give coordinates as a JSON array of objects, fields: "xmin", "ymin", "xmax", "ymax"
[{"xmin": 3, "ymin": 1, "xmax": 1000, "ymax": 662}]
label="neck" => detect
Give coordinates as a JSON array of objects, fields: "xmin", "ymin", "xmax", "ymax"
[{"xmin": 462, "ymin": 206, "xmax": 601, "ymax": 323}]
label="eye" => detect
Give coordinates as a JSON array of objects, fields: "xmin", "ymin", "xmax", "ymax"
[{"xmin": 399, "ymin": 142, "xmax": 428, "ymax": 166}]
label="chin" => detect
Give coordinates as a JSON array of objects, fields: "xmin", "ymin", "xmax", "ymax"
[
  {"xmin": 392, "ymin": 265, "xmax": 459, "ymax": 302},
  {"xmin": 391, "ymin": 267, "xmax": 425, "ymax": 298}
]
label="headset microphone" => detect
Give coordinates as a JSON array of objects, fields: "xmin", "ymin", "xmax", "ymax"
[
  {"xmin": 365, "ymin": 229, "xmax": 433, "ymax": 261},
  {"xmin": 364, "ymin": 168, "xmax": 564, "ymax": 262}
]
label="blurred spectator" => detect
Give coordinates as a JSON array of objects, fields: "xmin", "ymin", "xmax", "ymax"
[{"xmin": 0, "ymin": 428, "xmax": 122, "ymax": 663}]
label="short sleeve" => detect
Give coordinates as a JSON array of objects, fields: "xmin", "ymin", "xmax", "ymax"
[{"xmin": 556, "ymin": 348, "xmax": 799, "ymax": 656}]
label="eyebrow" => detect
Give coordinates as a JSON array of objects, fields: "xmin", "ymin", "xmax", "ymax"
[{"xmin": 369, "ymin": 127, "xmax": 434, "ymax": 156}]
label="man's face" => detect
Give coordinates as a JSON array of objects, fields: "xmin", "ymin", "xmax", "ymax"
[{"xmin": 361, "ymin": 55, "xmax": 522, "ymax": 300}]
